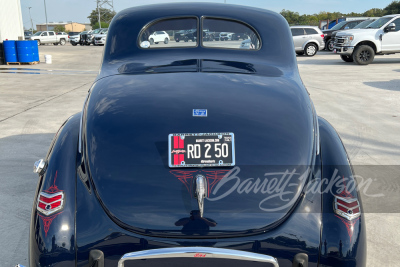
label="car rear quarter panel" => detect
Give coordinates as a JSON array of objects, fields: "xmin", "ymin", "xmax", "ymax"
[
  {"xmin": 318, "ymin": 117, "xmax": 367, "ymax": 267},
  {"xmin": 29, "ymin": 114, "xmax": 80, "ymax": 267}
]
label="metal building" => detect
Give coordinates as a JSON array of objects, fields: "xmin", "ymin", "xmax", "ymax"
[{"xmin": 0, "ymin": 0, "xmax": 24, "ymax": 63}]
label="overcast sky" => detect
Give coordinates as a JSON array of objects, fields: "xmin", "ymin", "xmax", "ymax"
[{"xmin": 20, "ymin": 0, "xmax": 392, "ymax": 30}]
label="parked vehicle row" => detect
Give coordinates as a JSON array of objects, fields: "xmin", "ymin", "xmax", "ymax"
[
  {"xmin": 70, "ymin": 28, "xmax": 108, "ymax": 46},
  {"xmin": 291, "ymin": 16, "xmax": 400, "ymax": 65},
  {"xmin": 26, "ymin": 31, "xmax": 68, "ymax": 46},
  {"xmin": 172, "ymin": 29, "xmax": 250, "ymax": 43},
  {"xmin": 93, "ymin": 29, "xmax": 108, "ymax": 45},
  {"xmin": 329, "ymin": 18, "xmax": 378, "ymax": 47},
  {"xmin": 334, "ymin": 14, "xmax": 400, "ymax": 65}
]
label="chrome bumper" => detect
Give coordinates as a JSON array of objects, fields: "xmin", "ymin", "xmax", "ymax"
[
  {"xmin": 118, "ymin": 247, "xmax": 279, "ymax": 267},
  {"xmin": 333, "ymin": 46, "xmax": 354, "ymax": 55}
]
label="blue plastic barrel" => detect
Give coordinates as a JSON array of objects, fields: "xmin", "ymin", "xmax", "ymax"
[
  {"xmin": 16, "ymin": 40, "xmax": 33, "ymax": 63},
  {"xmin": 30, "ymin": 40, "xmax": 39, "ymax": 62},
  {"xmin": 3, "ymin": 40, "xmax": 18, "ymax": 63}
]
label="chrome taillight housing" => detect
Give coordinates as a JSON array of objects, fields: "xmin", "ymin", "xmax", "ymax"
[
  {"xmin": 37, "ymin": 192, "xmax": 64, "ymax": 215},
  {"xmin": 334, "ymin": 195, "xmax": 361, "ymax": 220}
]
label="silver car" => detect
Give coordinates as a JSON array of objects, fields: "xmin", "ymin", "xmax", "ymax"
[{"xmin": 290, "ymin": 26, "xmax": 325, "ymax": 56}]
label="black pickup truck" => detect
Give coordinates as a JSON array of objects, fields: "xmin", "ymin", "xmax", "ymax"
[{"xmin": 174, "ymin": 29, "xmax": 197, "ymax": 42}]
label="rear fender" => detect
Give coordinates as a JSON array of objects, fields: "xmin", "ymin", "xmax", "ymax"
[
  {"xmin": 318, "ymin": 117, "xmax": 366, "ymax": 267},
  {"xmin": 29, "ymin": 113, "xmax": 81, "ymax": 267}
]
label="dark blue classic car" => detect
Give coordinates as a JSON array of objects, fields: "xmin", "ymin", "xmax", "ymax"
[{"xmin": 27, "ymin": 3, "xmax": 366, "ymax": 267}]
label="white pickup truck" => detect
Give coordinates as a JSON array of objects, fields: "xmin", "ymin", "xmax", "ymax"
[
  {"xmin": 333, "ymin": 14, "xmax": 400, "ymax": 65},
  {"xmin": 28, "ymin": 31, "xmax": 67, "ymax": 46}
]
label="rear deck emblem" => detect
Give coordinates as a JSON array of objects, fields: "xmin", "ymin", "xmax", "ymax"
[{"xmin": 193, "ymin": 109, "xmax": 207, "ymax": 117}]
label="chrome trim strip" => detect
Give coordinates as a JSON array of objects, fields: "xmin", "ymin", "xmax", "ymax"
[
  {"xmin": 310, "ymin": 100, "xmax": 320, "ymax": 155},
  {"xmin": 118, "ymin": 247, "xmax": 279, "ymax": 267},
  {"xmin": 315, "ymin": 114, "xmax": 320, "ymax": 155},
  {"xmin": 78, "ymin": 93, "xmax": 90, "ymax": 154}
]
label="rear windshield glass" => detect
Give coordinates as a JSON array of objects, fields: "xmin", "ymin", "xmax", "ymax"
[
  {"xmin": 202, "ymin": 18, "xmax": 261, "ymax": 50},
  {"xmin": 138, "ymin": 17, "xmax": 198, "ymax": 49}
]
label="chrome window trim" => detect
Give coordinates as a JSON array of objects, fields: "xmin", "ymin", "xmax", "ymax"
[
  {"xmin": 78, "ymin": 93, "xmax": 90, "ymax": 154},
  {"xmin": 118, "ymin": 247, "xmax": 279, "ymax": 267},
  {"xmin": 310, "ymin": 100, "xmax": 320, "ymax": 155}
]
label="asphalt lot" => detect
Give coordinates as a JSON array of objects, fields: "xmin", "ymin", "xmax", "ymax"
[{"xmin": 0, "ymin": 44, "xmax": 399, "ymax": 266}]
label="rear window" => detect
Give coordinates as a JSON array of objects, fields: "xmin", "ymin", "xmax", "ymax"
[
  {"xmin": 202, "ymin": 18, "xmax": 261, "ymax": 50},
  {"xmin": 138, "ymin": 17, "xmax": 260, "ymax": 50},
  {"xmin": 304, "ymin": 28, "xmax": 318, "ymax": 35},
  {"xmin": 138, "ymin": 17, "xmax": 198, "ymax": 49},
  {"xmin": 291, "ymin": 28, "xmax": 304, "ymax": 36}
]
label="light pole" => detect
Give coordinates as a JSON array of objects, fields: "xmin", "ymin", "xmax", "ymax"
[
  {"xmin": 43, "ymin": 0, "xmax": 48, "ymax": 31},
  {"xmin": 97, "ymin": 0, "xmax": 101, "ymax": 29},
  {"xmin": 28, "ymin": 7, "xmax": 34, "ymax": 34}
]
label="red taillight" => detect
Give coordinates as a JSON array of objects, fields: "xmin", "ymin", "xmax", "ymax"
[
  {"xmin": 321, "ymin": 34, "xmax": 325, "ymax": 38},
  {"xmin": 68, "ymin": 36, "xmax": 70, "ymax": 38},
  {"xmin": 37, "ymin": 191, "xmax": 64, "ymax": 215},
  {"xmin": 334, "ymin": 196, "xmax": 361, "ymax": 220},
  {"xmin": 39, "ymin": 194, "xmax": 62, "ymax": 203}
]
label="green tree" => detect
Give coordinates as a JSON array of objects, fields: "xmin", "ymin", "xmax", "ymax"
[
  {"xmin": 279, "ymin": 0, "xmax": 400, "ymax": 27},
  {"xmin": 93, "ymin": 22, "xmax": 109, "ymax": 29},
  {"xmin": 384, "ymin": 1, "xmax": 400, "ymax": 14},
  {"xmin": 363, "ymin": 8, "xmax": 384, "ymax": 17},
  {"xmin": 53, "ymin": 25, "xmax": 65, "ymax": 33},
  {"xmin": 280, "ymin": 9, "xmax": 300, "ymax": 25},
  {"xmin": 88, "ymin": 8, "xmax": 116, "ymax": 28}
]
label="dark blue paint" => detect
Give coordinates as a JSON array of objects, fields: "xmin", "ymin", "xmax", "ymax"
[{"xmin": 29, "ymin": 3, "xmax": 366, "ymax": 267}]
